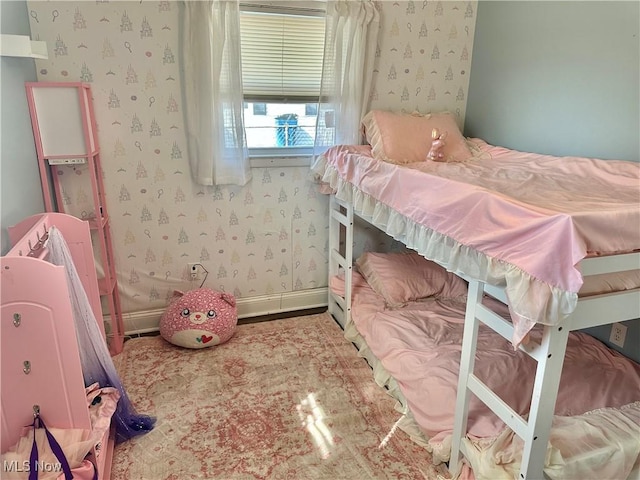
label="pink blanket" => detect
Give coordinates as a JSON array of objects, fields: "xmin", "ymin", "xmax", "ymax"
[
  {"xmin": 331, "ymin": 272, "xmax": 640, "ymax": 478},
  {"xmin": 315, "ymin": 142, "xmax": 640, "ymax": 345}
]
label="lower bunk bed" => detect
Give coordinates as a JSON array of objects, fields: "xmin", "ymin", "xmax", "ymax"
[
  {"xmin": 329, "ymin": 251, "xmax": 640, "ymax": 479},
  {"xmin": 314, "ymin": 127, "xmax": 640, "ymax": 479}
]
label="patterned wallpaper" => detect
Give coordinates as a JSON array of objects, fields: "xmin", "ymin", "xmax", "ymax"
[
  {"xmin": 371, "ymin": 0, "xmax": 476, "ymax": 126},
  {"xmin": 25, "ymin": 1, "xmax": 476, "ymax": 317}
]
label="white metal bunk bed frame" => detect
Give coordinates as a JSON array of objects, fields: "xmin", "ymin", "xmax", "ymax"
[{"xmin": 327, "ymin": 195, "xmax": 640, "ymax": 480}]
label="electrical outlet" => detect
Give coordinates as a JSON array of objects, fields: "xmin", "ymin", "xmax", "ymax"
[
  {"xmin": 187, "ymin": 263, "xmax": 200, "ymax": 281},
  {"xmin": 609, "ymin": 322, "xmax": 627, "ymax": 348}
]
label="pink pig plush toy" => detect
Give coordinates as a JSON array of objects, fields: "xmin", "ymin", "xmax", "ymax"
[{"xmin": 159, "ymin": 288, "xmax": 237, "ymax": 349}]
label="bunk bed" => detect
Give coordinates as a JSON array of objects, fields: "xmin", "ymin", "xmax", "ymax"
[
  {"xmin": 328, "ymin": 256, "xmax": 640, "ymax": 479},
  {"xmin": 312, "ymin": 115, "xmax": 640, "ymax": 479},
  {"xmin": 1, "ymin": 212, "xmax": 118, "ymax": 479}
]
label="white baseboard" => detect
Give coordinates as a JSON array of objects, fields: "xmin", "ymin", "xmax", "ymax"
[{"xmin": 117, "ymin": 288, "xmax": 329, "ymax": 336}]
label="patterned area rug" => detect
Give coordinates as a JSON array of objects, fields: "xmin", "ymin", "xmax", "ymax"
[{"xmin": 112, "ymin": 313, "xmax": 449, "ymax": 479}]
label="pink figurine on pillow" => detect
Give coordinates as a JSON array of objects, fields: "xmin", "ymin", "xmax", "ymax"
[
  {"xmin": 159, "ymin": 288, "xmax": 237, "ymax": 349},
  {"xmin": 427, "ymin": 128, "xmax": 448, "ymax": 161}
]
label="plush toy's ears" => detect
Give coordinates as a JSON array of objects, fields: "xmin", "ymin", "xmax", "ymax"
[
  {"xmin": 220, "ymin": 292, "xmax": 236, "ymax": 307},
  {"xmin": 170, "ymin": 290, "xmax": 185, "ymax": 301}
]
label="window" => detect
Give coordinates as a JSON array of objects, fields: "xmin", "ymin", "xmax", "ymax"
[
  {"xmin": 305, "ymin": 103, "xmax": 318, "ymax": 117},
  {"xmin": 252, "ymin": 103, "xmax": 267, "ymax": 115},
  {"xmin": 239, "ymin": 2, "xmax": 325, "ymax": 155}
]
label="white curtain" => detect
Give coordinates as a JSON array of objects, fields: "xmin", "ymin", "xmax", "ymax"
[
  {"xmin": 314, "ymin": 0, "xmax": 380, "ymax": 152},
  {"xmin": 181, "ymin": 0, "xmax": 252, "ymax": 186}
]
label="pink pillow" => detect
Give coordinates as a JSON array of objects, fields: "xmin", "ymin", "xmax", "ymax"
[
  {"xmin": 579, "ymin": 270, "xmax": 640, "ymax": 297},
  {"xmin": 355, "ymin": 251, "xmax": 468, "ymax": 307},
  {"xmin": 361, "ymin": 110, "xmax": 473, "ymax": 164}
]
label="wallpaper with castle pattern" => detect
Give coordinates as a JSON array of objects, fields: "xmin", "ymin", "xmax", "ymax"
[{"xmin": 26, "ymin": 0, "xmax": 476, "ymax": 316}]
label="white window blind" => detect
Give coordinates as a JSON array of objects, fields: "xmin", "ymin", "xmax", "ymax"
[{"xmin": 239, "ymin": 7, "xmax": 325, "ymax": 102}]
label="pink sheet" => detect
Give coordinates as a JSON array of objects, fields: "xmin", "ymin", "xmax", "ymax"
[
  {"xmin": 332, "ymin": 273, "xmax": 640, "ymax": 478},
  {"xmin": 315, "ymin": 142, "xmax": 640, "ymax": 345}
]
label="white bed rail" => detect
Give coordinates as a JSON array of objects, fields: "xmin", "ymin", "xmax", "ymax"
[
  {"xmin": 328, "ymin": 196, "xmax": 354, "ymax": 329},
  {"xmin": 450, "ymin": 251, "xmax": 640, "ymax": 480}
]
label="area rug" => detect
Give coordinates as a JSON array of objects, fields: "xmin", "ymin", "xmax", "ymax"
[{"xmin": 111, "ymin": 312, "xmax": 450, "ymax": 479}]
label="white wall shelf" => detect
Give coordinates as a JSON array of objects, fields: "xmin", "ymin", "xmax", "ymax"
[{"xmin": 0, "ymin": 34, "xmax": 48, "ymax": 59}]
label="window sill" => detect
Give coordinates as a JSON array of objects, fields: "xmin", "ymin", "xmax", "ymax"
[{"xmin": 249, "ymin": 155, "xmax": 312, "ymax": 168}]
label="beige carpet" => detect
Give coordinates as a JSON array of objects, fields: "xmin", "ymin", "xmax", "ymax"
[{"xmin": 111, "ymin": 312, "xmax": 449, "ymax": 479}]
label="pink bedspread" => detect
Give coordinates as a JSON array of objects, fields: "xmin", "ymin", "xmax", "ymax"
[
  {"xmin": 315, "ymin": 141, "xmax": 640, "ymax": 345},
  {"xmin": 331, "ymin": 272, "xmax": 640, "ymax": 478}
]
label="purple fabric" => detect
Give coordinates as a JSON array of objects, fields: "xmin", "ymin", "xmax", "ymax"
[
  {"xmin": 48, "ymin": 228, "xmax": 155, "ymax": 443},
  {"xmin": 29, "ymin": 415, "xmax": 73, "ymax": 480}
]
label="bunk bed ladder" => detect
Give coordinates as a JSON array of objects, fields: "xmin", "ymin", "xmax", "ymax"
[
  {"xmin": 328, "ymin": 195, "xmax": 354, "ymax": 329},
  {"xmin": 450, "ymin": 279, "xmax": 570, "ymax": 480}
]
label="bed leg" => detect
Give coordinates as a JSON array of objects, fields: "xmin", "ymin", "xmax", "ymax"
[
  {"xmin": 343, "ymin": 200, "xmax": 353, "ymax": 327},
  {"xmin": 518, "ymin": 323, "xmax": 569, "ymax": 480},
  {"xmin": 449, "ymin": 279, "xmax": 484, "ymax": 477},
  {"xmin": 328, "ymin": 196, "xmax": 353, "ymax": 328}
]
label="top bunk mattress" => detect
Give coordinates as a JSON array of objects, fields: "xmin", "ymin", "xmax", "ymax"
[{"xmin": 313, "ymin": 140, "xmax": 640, "ymax": 345}]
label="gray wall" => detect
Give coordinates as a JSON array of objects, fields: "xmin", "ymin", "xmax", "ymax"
[
  {"xmin": 0, "ymin": 0, "xmax": 44, "ymax": 254},
  {"xmin": 464, "ymin": 1, "xmax": 639, "ymax": 362},
  {"xmin": 465, "ymin": 1, "xmax": 639, "ymax": 162}
]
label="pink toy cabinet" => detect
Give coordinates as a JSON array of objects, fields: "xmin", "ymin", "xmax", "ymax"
[
  {"xmin": 25, "ymin": 82, "xmax": 124, "ymax": 355},
  {"xmin": 1, "ymin": 212, "xmax": 116, "ymax": 479}
]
